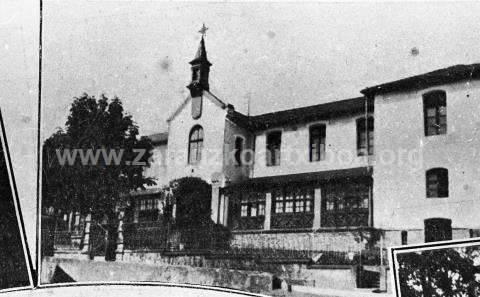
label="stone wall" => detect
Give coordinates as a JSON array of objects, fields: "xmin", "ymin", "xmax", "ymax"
[
  {"xmin": 42, "ymin": 257, "xmax": 272, "ymax": 293},
  {"xmin": 117, "ymin": 250, "xmax": 363, "ymax": 290}
]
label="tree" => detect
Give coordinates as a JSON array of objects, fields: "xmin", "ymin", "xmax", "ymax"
[
  {"xmin": 164, "ymin": 176, "xmax": 212, "ymax": 228},
  {"xmin": 42, "ymin": 93, "xmax": 155, "ymax": 259},
  {"xmin": 163, "ymin": 177, "xmax": 231, "ymax": 250},
  {"xmin": 397, "ymin": 247, "xmax": 480, "ymax": 296}
]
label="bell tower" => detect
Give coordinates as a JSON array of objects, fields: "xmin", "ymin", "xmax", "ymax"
[{"xmin": 187, "ymin": 24, "xmax": 212, "ymax": 98}]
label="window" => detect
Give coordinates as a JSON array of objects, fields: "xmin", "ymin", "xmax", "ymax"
[
  {"xmin": 423, "ymin": 90, "xmax": 447, "ymax": 136},
  {"xmin": 424, "ymin": 218, "xmax": 452, "ymax": 243},
  {"xmin": 310, "ymin": 125, "xmax": 326, "ymax": 162},
  {"xmin": 192, "ymin": 68, "xmax": 201, "ymax": 82},
  {"xmin": 357, "ymin": 117, "xmax": 374, "ymax": 156},
  {"xmin": 322, "ymin": 183, "xmax": 370, "ymax": 227},
  {"xmin": 188, "ymin": 125, "xmax": 204, "ymax": 164},
  {"xmin": 234, "ymin": 136, "xmax": 244, "ymax": 166},
  {"xmin": 266, "ymin": 131, "xmax": 281, "ymax": 166},
  {"xmin": 135, "ymin": 197, "xmax": 160, "ymax": 222},
  {"xmin": 274, "ymin": 190, "xmax": 285, "ymax": 213},
  {"xmin": 426, "ymin": 168, "xmax": 449, "ymax": 198},
  {"xmin": 240, "ymin": 192, "xmax": 265, "ymax": 217},
  {"xmin": 273, "ymin": 187, "xmax": 314, "ymax": 214},
  {"xmin": 401, "ymin": 231, "xmax": 408, "ymax": 245}
]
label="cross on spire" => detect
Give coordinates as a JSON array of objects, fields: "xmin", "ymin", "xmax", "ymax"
[{"xmin": 198, "ymin": 23, "xmax": 208, "ymax": 37}]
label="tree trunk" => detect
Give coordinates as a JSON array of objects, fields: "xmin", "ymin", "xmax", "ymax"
[
  {"xmin": 104, "ymin": 212, "xmax": 118, "ymax": 261},
  {"xmin": 421, "ymin": 268, "xmax": 434, "ymax": 297}
]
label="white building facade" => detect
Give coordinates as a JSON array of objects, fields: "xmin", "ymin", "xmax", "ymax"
[{"xmin": 132, "ymin": 37, "xmax": 480, "ymax": 251}]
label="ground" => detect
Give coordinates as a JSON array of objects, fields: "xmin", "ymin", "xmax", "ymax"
[{"xmin": 269, "ymin": 290, "xmax": 337, "ymax": 297}]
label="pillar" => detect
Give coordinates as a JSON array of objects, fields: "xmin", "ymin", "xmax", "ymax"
[
  {"xmin": 264, "ymin": 192, "xmax": 272, "ymax": 230},
  {"xmin": 133, "ymin": 198, "xmax": 139, "ymax": 223},
  {"xmin": 368, "ymin": 185, "xmax": 373, "ymax": 227},
  {"xmin": 313, "ymin": 187, "xmax": 322, "ymax": 229},
  {"xmin": 219, "ymin": 194, "xmax": 225, "ymax": 225},
  {"xmin": 211, "ymin": 183, "xmax": 220, "ymax": 223},
  {"xmin": 116, "ymin": 210, "xmax": 125, "ymax": 254},
  {"xmin": 67, "ymin": 211, "xmax": 73, "ymax": 232},
  {"xmin": 223, "ymin": 195, "xmax": 229, "ymax": 226},
  {"xmin": 73, "ymin": 212, "xmax": 80, "ymax": 233},
  {"xmin": 379, "ymin": 266, "xmax": 388, "ymax": 292},
  {"xmin": 81, "ymin": 213, "xmax": 92, "ymax": 253},
  {"xmin": 218, "ymin": 194, "xmax": 230, "ymax": 227},
  {"xmin": 157, "ymin": 199, "xmax": 163, "ymax": 218}
]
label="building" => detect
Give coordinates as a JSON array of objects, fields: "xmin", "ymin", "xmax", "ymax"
[{"xmin": 49, "ymin": 34, "xmax": 480, "ymax": 267}]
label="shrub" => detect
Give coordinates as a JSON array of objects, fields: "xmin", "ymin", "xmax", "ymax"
[{"xmin": 163, "ymin": 176, "xmax": 232, "ymax": 251}]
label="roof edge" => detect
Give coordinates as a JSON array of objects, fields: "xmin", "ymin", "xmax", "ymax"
[{"xmin": 361, "ymin": 63, "xmax": 480, "ymax": 97}]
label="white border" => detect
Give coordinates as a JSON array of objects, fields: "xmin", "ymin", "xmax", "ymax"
[
  {"xmin": 37, "ymin": 281, "xmax": 271, "ymax": 296},
  {"xmin": 0, "ymin": 109, "xmax": 35, "ymax": 291},
  {"xmin": 389, "ymin": 237, "xmax": 480, "ymax": 297}
]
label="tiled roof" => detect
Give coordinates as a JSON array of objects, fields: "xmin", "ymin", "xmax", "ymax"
[
  {"xmin": 361, "ymin": 63, "xmax": 480, "ymax": 97},
  {"xmin": 227, "ymin": 96, "xmax": 373, "ymax": 132},
  {"xmin": 224, "ymin": 166, "xmax": 373, "ymax": 190},
  {"xmin": 147, "ymin": 132, "xmax": 168, "ymax": 144}
]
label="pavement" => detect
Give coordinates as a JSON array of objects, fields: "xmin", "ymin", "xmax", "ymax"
[
  {"xmin": 268, "ymin": 287, "xmax": 394, "ymax": 297},
  {"xmin": 269, "ymin": 289, "xmax": 339, "ymax": 297}
]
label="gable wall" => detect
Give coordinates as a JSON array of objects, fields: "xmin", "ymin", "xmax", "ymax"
[{"xmin": 166, "ymin": 93, "xmax": 227, "ymax": 184}]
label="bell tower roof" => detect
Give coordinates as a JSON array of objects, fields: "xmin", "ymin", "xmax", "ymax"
[
  {"xmin": 187, "ymin": 24, "xmax": 212, "ymax": 95},
  {"xmin": 190, "ymin": 36, "xmax": 211, "ymax": 66}
]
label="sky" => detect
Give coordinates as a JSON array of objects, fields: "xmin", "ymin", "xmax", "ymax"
[{"xmin": 3, "ymin": 0, "xmax": 480, "ymax": 259}]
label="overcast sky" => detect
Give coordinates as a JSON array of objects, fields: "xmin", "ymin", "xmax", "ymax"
[
  {"xmin": 42, "ymin": 1, "xmax": 480, "ymax": 137},
  {"xmin": 3, "ymin": 0, "xmax": 480, "ymax": 258}
]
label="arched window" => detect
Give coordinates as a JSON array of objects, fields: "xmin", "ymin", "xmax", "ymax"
[
  {"xmin": 423, "ymin": 90, "xmax": 447, "ymax": 136},
  {"xmin": 234, "ymin": 136, "xmax": 244, "ymax": 166},
  {"xmin": 188, "ymin": 125, "xmax": 203, "ymax": 164},
  {"xmin": 426, "ymin": 168, "xmax": 448, "ymax": 198}
]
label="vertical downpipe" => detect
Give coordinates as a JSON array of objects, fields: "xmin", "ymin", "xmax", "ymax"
[{"xmin": 364, "ymin": 97, "xmax": 369, "ymax": 165}]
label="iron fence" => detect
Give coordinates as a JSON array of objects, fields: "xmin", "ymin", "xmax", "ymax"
[
  {"xmin": 123, "ymin": 223, "xmax": 231, "ymax": 253},
  {"xmin": 50, "ymin": 230, "xmax": 83, "ymax": 251},
  {"xmin": 124, "ymin": 222, "xmax": 169, "ymax": 251},
  {"xmin": 122, "ymin": 223, "xmax": 387, "ymax": 265}
]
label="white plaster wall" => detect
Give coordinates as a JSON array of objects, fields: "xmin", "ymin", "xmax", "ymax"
[
  {"xmin": 374, "ymin": 79, "xmax": 480, "ymax": 230},
  {"xmin": 252, "ymin": 114, "xmax": 372, "ymax": 178},
  {"xmin": 166, "ymin": 92, "xmax": 227, "ymax": 184},
  {"xmin": 222, "ymin": 119, "xmax": 254, "ymax": 183}
]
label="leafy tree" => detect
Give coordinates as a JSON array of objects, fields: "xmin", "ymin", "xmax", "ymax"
[
  {"xmin": 42, "ymin": 94, "xmax": 155, "ymax": 259},
  {"xmin": 397, "ymin": 247, "xmax": 480, "ymax": 296},
  {"xmin": 163, "ymin": 177, "xmax": 231, "ymax": 250},
  {"xmin": 164, "ymin": 176, "xmax": 212, "ymax": 228}
]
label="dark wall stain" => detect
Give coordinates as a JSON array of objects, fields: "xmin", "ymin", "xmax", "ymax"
[{"xmin": 267, "ymin": 30, "xmax": 276, "ymax": 39}]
